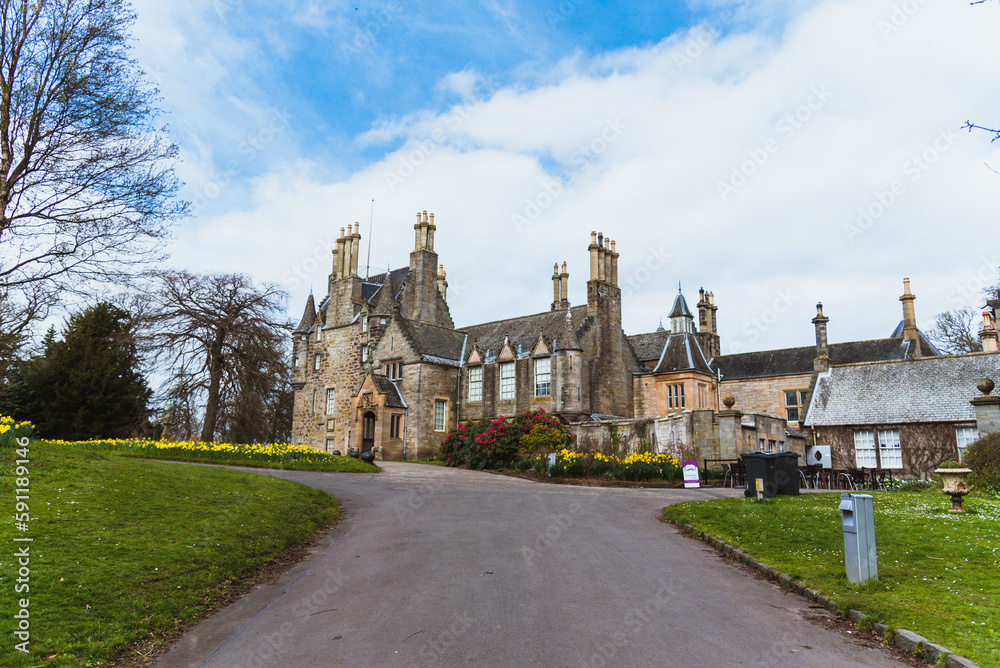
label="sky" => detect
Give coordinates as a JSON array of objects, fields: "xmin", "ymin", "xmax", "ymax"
[{"xmin": 128, "ymin": 0, "xmax": 1000, "ymax": 356}]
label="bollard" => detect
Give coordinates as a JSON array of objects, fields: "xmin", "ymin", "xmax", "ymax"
[{"xmin": 840, "ymin": 493, "xmax": 878, "ymax": 583}]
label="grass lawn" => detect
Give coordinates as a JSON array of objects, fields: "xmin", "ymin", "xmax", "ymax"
[
  {"xmin": 663, "ymin": 491, "xmax": 1000, "ymax": 667},
  {"xmin": 52, "ymin": 438, "xmax": 380, "ymax": 473},
  {"xmin": 408, "ymin": 457, "xmax": 446, "ymax": 466},
  {"xmin": 0, "ymin": 439, "xmax": 340, "ymax": 667}
]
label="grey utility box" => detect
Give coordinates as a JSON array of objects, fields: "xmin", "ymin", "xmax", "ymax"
[{"xmin": 839, "ymin": 493, "xmax": 878, "ymax": 583}]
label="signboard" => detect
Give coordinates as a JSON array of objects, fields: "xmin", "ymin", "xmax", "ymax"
[{"xmin": 683, "ymin": 461, "xmax": 700, "ymax": 489}]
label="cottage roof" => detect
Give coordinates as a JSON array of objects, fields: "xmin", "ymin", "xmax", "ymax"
[
  {"xmin": 712, "ymin": 338, "xmax": 935, "ymax": 380},
  {"xmin": 458, "ymin": 305, "xmax": 587, "ymax": 357},
  {"xmin": 370, "ymin": 374, "xmax": 406, "ymax": 408},
  {"xmin": 804, "ymin": 353, "xmax": 1000, "ymax": 426},
  {"xmin": 294, "ymin": 293, "xmax": 316, "ymax": 334},
  {"xmin": 652, "ymin": 332, "xmax": 714, "ymax": 374}
]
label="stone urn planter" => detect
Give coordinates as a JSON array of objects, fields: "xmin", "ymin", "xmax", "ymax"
[{"xmin": 934, "ymin": 467, "xmax": 973, "ymax": 513}]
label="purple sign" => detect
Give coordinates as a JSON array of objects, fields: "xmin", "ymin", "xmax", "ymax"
[{"xmin": 683, "ymin": 461, "xmax": 700, "ymax": 489}]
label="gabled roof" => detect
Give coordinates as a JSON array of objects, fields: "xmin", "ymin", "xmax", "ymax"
[
  {"xmin": 370, "ymin": 374, "xmax": 406, "ymax": 408},
  {"xmin": 652, "ymin": 332, "xmax": 713, "ymax": 374},
  {"xmin": 888, "ymin": 322, "xmax": 943, "ymax": 357},
  {"xmin": 713, "ymin": 338, "xmax": 935, "ymax": 380},
  {"xmin": 805, "ymin": 353, "xmax": 1000, "ymax": 426},
  {"xmin": 400, "ymin": 318, "xmax": 467, "ymax": 362},
  {"xmin": 294, "ymin": 293, "xmax": 316, "ymax": 334},
  {"xmin": 458, "ymin": 305, "xmax": 587, "ymax": 358}
]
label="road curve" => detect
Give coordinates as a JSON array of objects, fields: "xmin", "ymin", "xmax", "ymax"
[{"xmin": 155, "ymin": 462, "xmax": 906, "ymax": 668}]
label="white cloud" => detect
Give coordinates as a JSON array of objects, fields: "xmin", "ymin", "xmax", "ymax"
[{"xmin": 164, "ymin": 0, "xmax": 1000, "ymax": 353}]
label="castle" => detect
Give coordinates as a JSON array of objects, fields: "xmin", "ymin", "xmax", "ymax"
[{"xmin": 291, "ymin": 211, "xmax": 1000, "ymax": 473}]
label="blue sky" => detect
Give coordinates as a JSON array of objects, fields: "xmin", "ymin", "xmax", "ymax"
[{"xmin": 130, "ymin": 0, "xmax": 1000, "ymax": 353}]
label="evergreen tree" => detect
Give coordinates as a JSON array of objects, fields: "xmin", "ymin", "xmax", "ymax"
[{"xmin": 1, "ymin": 303, "xmax": 150, "ymax": 439}]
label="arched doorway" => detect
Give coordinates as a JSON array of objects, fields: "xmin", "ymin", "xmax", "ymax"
[{"xmin": 362, "ymin": 412, "xmax": 376, "ymax": 453}]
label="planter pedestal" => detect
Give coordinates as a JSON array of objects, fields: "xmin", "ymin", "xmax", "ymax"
[{"xmin": 934, "ymin": 468, "xmax": 972, "ymax": 513}]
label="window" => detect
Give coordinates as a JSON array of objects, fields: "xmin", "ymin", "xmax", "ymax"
[
  {"xmin": 534, "ymin": 357, "xmax": 551, "ymax": 397},
  {"xmin": 390, "ymin": 414, "xmax": 403, "ymax": 439},
  {"xmin": 293, "ymin": 353, "xmax": 301, "ymax": 368},
  {"xmin": 766, "ymin": 439, "xmax": 776, "ymax": 454},
  {"xmin": 316, "ymin": 326, "xmax": 322, "ymax": 341},
  {"xmin": 854, "ymin": 430, "xmax": 877, "ymax": 467},
  {"xmin": 877, "ymin": 429, "xmax": 902, "ymax": 469},
  {"xmin": 777, "ymin": 441, "xmax": 785, "ymax": 452},
  {"xmin": 698, "ymin": 383, "xmax": 707, "ymax": 408},
  {"xmin": 361, "ymin": 317, "xmax": 368, "ymax": 332},
  {"xmin": 311, "ymin": 389, "xmax": 317, "ymax": 414},
  {"xmin": 326, "ymin": 388, "xmax": 336, "ymax": 414},
  {"xmin": 956, "ymin": 427, "xmax": 979, "ymax": 461},
  {"xmin": 385, "ymin": 361, "xmax": 403, "ymax": 381},
  {"xmin": 325, "ymin": 439, "xmax": 336, "ymax": 453},
  {"xmin": 361, "ymin": 345, "xmax": 369, "ymax": 362},
  {"xmin": 500, "ymin": 362, "xmax": 515, "ymax": 400},
  {"xmin": 434, "ymin": 400, "xmax": 446, "ymax": 432},
  {"xmin": 468, "ymin": 366, "xmax": 483, "ymax": 402},
  {"xmin": 668, "ymin": 384, "xmax": 685, "ymax": 409},
  {"xmin": 314, "ymin": 353, "xmax": 322, "ymax": 370},
  {"xmin": 784, "ymin": 389, "xmax": 807, "ymax": 423},
  {"xmin": 758, "ymin": 438, "xmax": 765, "ymax": 451}
]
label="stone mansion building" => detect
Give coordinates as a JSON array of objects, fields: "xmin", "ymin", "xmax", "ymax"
[{"xmin": 291, "ymin": 210, "xmax": 1000, "ymax": 470}]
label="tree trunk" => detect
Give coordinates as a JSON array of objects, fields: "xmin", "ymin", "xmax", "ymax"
[{"xmin": 200, "ymin": 333, "xmax": 225, "ymax": 442}]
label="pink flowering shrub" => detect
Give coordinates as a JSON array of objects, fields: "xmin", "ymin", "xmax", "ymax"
[{"xmin": 439, "ymin": 409, "xmax": 574, "ymax": 470}]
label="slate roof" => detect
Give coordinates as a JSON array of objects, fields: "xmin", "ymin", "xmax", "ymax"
[
  {"xmin": 652, "ymin": 332, "xmax": 714, "ymax": 374},
  {"xmin": 294, "ymin": 293, "xmax": 316, "ymax": 333},
  {"xmin": 888, "ymin": 321, "xmax": 943, "ymax": 356},
  {"xmin": 668, "ymin": 291, "xmax": 693, "ymax": 319},
  {"xmin": 628, "ymin": 330, "xmax": 670, "ymax": 363},
  {"xmin": 362, "ymin": 267, "xmax": 409, "ymax": 304},
  {"xmin": 400, "ymin": 318, "xmax": 467, "ymax": 362},
  {"xmin": 458, "ymin": 306, "xmax": 588, "ymax": 358},
  {"xmin": 371, "ymin": 374, "xmax": 406, "ymax": 408},
  {"xmin": 805, "ymin": 353, "xmax": 1000, "ymax": 426},
  {"xmin": 712, "ymin": 338, "xmax": 934, "ymax": 380}
]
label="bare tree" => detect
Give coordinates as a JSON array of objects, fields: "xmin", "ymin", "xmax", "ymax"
[
  {"xmin": 0, "ymin": 0, "xmax": 186, "ymax": 336},
  {"xmin": 928, "ymin": 306, "xmax": 984, "ymax": 354},
  {"xmin": 140, "ymin": 271, "xmax": 291, "ymax": 443}
]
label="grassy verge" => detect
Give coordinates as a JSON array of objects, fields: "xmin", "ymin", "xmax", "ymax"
[
  {"xmin": 409, "ymin": 457, "xmax": 446, "ymax": 466},
  {"xmin": 663, "ymin": 492, "xmax": 999, "ymax": 667},
  {"xmin": 52, "ymin": 438, "xmax": 380, "ymax": 473},
  {"xmin": 0, "ymin": 440, "xmax": 340, "ymax": 666}
]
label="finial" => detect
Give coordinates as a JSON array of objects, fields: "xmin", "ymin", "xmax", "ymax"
[{"xmin": 678, "ymin": 281, "xmax": 682, "ymax": 293}]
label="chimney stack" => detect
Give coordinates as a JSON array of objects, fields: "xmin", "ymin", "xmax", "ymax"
[
  {"xmin": 350, "ymin": 222, "xmax": 361, "ymax": 276},
  {"xmin": 900, "ymin": 278, "xmax": 922, "ymax": 357},
  {"xmin": 551, "ymin": 263, "xmax": 560, "ymax": 311},
  {"xmin": 437, "ymin": 264, "xmax": 448, "ymax": 300},
  {"xmin": 332, "ymin": 238, "xmax": 341, "ymax": 280},
  {"xmin": 981, "ymin": 310, "xmax": 1000, "ymax": 353},
  {"xmin": 340, "ymin": 226, "xmax": 351, "ymax": 277},
  {"xmin": 813, "ymin": 302, "xmax": 830, "ymax": 373},
  {"xmin": 560, "ymin": 261, "xmax": 569, "ymax": 305},
  {"xmin": 589, "ymin": 231, "xmax": 599, "ymax": 280},
  {"xmin": 609, "ymin": 239, "xmax": 618, "ymax": 287}
]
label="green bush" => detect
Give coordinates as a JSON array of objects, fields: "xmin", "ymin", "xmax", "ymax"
[
  {"xmin": 438, "ymin": 410, "xmax": 574, "ymax": 469},
  {"xmin": 965, "ymin": 432, "xmax": 1000, "ymax": 491},
  {"xmin": 519, "ymin": 422, "xmax": 572, "ymax": 458}
]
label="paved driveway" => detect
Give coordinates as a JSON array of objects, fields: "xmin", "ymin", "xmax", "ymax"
[{"xmin": 156, "ymin": 463, "xmax": 905, "ymax": 667}]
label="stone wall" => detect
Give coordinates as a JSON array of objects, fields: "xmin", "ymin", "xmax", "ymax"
[{"xmin": 721, "ymin": 373, "xmax": 812, "ymax": 427}]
